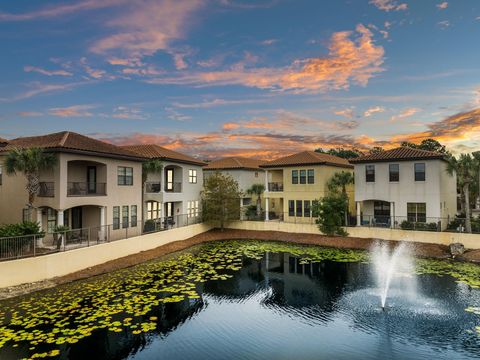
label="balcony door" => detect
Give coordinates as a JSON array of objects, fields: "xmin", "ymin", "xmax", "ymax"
[
  {"xmin": 87, "ymin": 166, "xmax": 97, "ymax": 194},
  {"xmin": 72, "ymin": 207, "xmax": 83, "ymax": 229},
  {"xmin": 166, "ymin": 169, "xmax": 174, "ymax": 191}
]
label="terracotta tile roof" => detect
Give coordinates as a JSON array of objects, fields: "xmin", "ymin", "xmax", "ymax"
[
  {"xmin": 0, "ymin": 131, "xmax": 143, "ymax": 161},
  {"xmin": 204, "ymin": 157, "xmax": 266, "ymax": 171},
  {"xmin": 0, "ymin": 137, "xmax": 8, "ymax": 145},
  {"xmin": 122, "ymin": 144, "xmax": 206, "ymax": 166},
  {"xmin": 349, "ymin": 147, "xmax": 447, "ymax": 164},
  {"xmin": 261, "ymin": 151, "xmax": 353, "ymax": 169}
]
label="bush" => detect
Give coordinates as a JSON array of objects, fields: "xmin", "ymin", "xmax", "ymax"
[
  {"xmin": 400, "ymin": 220, "xmax": 438, "ymax": 231},
  {"xmin": 0, "ymin": 221, "xmax": 44, "ymax": 238},
  {"xmin": 313, "ymin": 194, "xmax": 348, "ymax": 236},
  {"xmin": 244, "ymin": 205, "xmax": 259, "ymax": 219}
]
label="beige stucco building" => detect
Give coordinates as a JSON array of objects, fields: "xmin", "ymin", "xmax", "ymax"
[
  {"xmin": 0, "ymin": 132, "xmax": 143, "ymax": 241},
  {"xmin": 350, "ymin": 147, "xmax": 457, "ymax": 229},
  {"xmin": 260, "ymin": 151, "xmax": 355, "ymax": 223},
  {"xmin": 122, "ymin": 144, "xmax": 205, "ymax": 229}
]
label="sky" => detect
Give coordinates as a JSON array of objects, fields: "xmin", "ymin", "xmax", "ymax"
[{"xmin": 0, "ymin": 0, "xmax": 480, "ymax": 159}]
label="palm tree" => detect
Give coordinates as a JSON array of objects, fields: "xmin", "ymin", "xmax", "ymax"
[
  {"xmin": 327, "ymin": 171, "xmax": 354, "ymax": 226},
  {"xmin": 447, "ymin": 154, "xmax": 480, "ymax": 233},
  {"xmin": 246, "ymin": 184, "xmax": 265, "ymax": 217},
  {"xmin": 5, "ymin": 147, "xmax": 57, "ymax": 219}
]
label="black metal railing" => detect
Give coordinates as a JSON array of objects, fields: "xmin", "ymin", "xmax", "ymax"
[
  {"xmin": 67, "ymin": 182, "xmax": 107, "ymax": 196},
  {"xmin": 268, "ymin": 182, "xmax": 284, "ymax": 192},
  {"xmin": 38, "ymin": 182, "xmax": 55, "ymax": 197},
  {"xmin": 165, "ymin": 182, "xmax": 182, "ymax": 193},
  {"xmin": 145, "ymin": 182, "xmax": 161, "ymax": 193}
]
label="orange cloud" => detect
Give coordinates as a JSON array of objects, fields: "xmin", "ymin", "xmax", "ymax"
[
  {"xmin": 48, "ymin": 105, "xmax": 95, "ymax": 117},
  {"xmin": 369, "ymin": 0, "xmax": 407, "ymax": 11},
  {"xmin": 390, "ymin": 107, "xmax": 421, "ymax": 122},
  {"xmin": 364, "ymin": 106, "xmax": 385, "ymax": 117},
  {"xmin": 147, "ymin": 24, "xmax": 384, "ymax": 93}
]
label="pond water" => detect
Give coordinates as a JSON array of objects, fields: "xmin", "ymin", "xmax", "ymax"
[{"xmin": 1, "ymin": 240, "xmax": 480, "ymax": 360}]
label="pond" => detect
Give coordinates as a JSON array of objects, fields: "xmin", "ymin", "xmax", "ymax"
[{"xmin": 1, "ymin": 240, "xmax": 480, "ymax": 360}]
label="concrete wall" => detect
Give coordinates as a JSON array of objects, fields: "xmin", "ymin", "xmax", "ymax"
[
  {"xmin": 0, "ymin": 223, "xmax": 212, "ymax": 288},
  {"xmin": 204, "ymin": 169, "xmax": 265, "ymax": 194},
  {"xmin": 227, "ymin": 220, "xmax": 480, "ymax": 250}
]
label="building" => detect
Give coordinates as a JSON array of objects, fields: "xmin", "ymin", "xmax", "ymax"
[
  {"xmin": 203, "ymin": 157, "xmax": 266, "ymax": 217},
  {"xmin": 349, "ymin": 147, "xmax": 456, "ymax": 229},
  {"xmin": 122, "ymin": 144, "xmax": 205, "ymax": 228},
  {"xmin": 260, "ymin": 151, "xmax": 355, "ymax": 222},
  {"xmin": 0, "ymin": 131, "xmax": 144, "ymax": 241}
]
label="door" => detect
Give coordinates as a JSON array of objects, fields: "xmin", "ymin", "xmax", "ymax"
[
  {"xmin": 87, "ymin": 166, "xmax": 97, "ymax": 194},
  {"xmin": 166, "ymin": 169, "xmax": 174, "ymax": 191},
  {"xmin": 71, "ymin": 207, "xmax": 83, "ymax": 229},
  {"xmin": 373, "ymin": 201, "xmax": 390, "ymax": 225}
]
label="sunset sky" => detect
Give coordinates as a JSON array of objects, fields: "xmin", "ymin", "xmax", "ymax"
[{"xmin": 1, "ymin": 0, "xmax": 480, "ymax": 159}]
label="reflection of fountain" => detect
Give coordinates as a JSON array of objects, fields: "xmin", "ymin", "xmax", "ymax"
[{"xmin": 371, "ymin": 242, "xmax": 416, "ymax": 309}]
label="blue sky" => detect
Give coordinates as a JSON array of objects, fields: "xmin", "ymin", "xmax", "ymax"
[{"xmin": 1, "ymin": 0, "xmax": 480, "ymax": 159}]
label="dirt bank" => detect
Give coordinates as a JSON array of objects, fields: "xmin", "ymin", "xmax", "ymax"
[{"xmin": 1, "ymin": 229, "xmax": 478, "ymax": 300}]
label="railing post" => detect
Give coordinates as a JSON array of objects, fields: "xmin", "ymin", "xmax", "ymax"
[
  {"xmin": 63, "ymin": 231, "xmax": 67, "ymax": 252},
  {"xmin": 33, "ymin": 235, "xmax": 36, "ymax": 257},
  {"xmin": 126, "ymin": 226, "xmax": 128, "ymax": 239},
  {"xmin": 107, "ymin": 225, "xmax": 110, "ymax": 242},
  {"xmin": 87, "ymin": 228, "xmax": 90, "ymax": 247}
]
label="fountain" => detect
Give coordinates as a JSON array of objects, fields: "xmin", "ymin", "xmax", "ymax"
[{"xmin": 371, "ymin": 241, "xmax": 416, "ymax": 310}]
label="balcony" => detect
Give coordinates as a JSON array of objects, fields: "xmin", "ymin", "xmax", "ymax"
[
  {"xmin": 67, "ymin": 182, "xmax": 106, "ymax": 197},
  {"xmin": 145, "ymin": 182, "xmax": 161, "ymax": 193},
  {"xmin": 165, "ymin": 182, "xmax": 182, "ymax": 193},
  {"xmin": 268, "ymin": 182, "xmax": 284, "ymax": 192},
  {"xmin": 38, "ymin": 182, "xmax": 55, "ymax": 197}
]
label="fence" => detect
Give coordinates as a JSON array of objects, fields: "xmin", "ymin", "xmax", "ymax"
[
  {"xmin": 0, "ymin": 213, "xmax": 202, "ymax": 262},
  {"xmin": 243, "ymin": 211, "xmax": 480, "ymax": 234}
]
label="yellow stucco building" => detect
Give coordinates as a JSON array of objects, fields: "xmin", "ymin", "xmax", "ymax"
[{"xmin": 260, "ymin": 151, "xmax": 355, "ymax": 223}]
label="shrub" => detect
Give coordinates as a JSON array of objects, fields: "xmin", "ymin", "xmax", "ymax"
[
  {"xmin": 244, "ymin": 205, "xmax": 259, "ymax": 219},
  {"xmin": 0, "ymin": 221, "xmax": 44, "ymax": 238},
  {"xmin": 313, "ymin": 194, "xmax": 348, "ymax": 237},
  {"xmin": 400, "ymin": 220, "xmax": 438, "ymax": 231}
]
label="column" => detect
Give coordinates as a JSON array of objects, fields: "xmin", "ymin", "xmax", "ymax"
[
  {"xmin": 239, "ymin": 198, "xmax": 244, "ymax": 220},
  {"xmin": 356, "ymin": 202, "xmax": 361, "ymax": 227},
  {"xmin": 264, "ymin": 170, "xmax": 269, "ymax": 221},
  {"xmin": 160, "ymin": 166, "xmax": 165, "ymax": 194},
  {"xmin": 99, "ymin": 206, "xmax": 106, "ymax": 241},
  {"xmin": 57, "ymin": 210, "xmax": 64, "ymax": 226},
  {"xmin": 36, "ymin": 208, "xmax": 44, "ymax": 247},
  {"xmin": 390, "ymin": 202, "xmax": 395, "ymax": 229}
]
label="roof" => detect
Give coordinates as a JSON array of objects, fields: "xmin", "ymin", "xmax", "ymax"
[
  {"xmin": 0, "ymin": 131, "xmax": 143, "ymax": 161},
  {"xmin": 0, "ymin": 137, "xmax": 8, "ymax": 145},
  {"xmin": 122, "ymin": 144, "xmax": 206, "ymax": 166},
  {"xmin": 261, "ymin": 151, "xmax": 353, "ymax": 169},
  {"xmin": 204, "ymin": 157, "xmax": 265, "ymax": 171},
  {"xmin": 349, "ymin": 147, "xmax": 447, "ymax": 164}
]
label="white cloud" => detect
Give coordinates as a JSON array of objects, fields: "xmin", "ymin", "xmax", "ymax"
[
  {"xmin": 437, "ymin": 2, "xmax": 448, "ymax": 10},
  {"xmin": 390, "ymin": 107, "xmax": 420, "ymax": 122},
  {"xmin": 334, "ymin": 108, "xmax": 355, "ymax": 119},
  {"xmin": 364, "ymin": 106, "xmax": 385, "ymax": 117},
  {"xmin": 24, "ymin": 65, "xmax": 72, "ymax": 77}
]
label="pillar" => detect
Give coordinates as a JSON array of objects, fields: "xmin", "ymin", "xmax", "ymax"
[
  {"xmin": 239, "ymin": 198, "xmax": 244, "ymax": 220},
  {"xmin": 99, "ymin": 206, "xmax": 106, "ymax": 241},
  {"xmin": 264, "ymin": 170, "xmax": 269, "ymax": 221},
  {"xmin": 390, "ymin": 202, "xmax": 395, "ymax": 229},
  {"xmin": 57, "ymin": 210, "xmax": 64, "ymax": 227},
  {"xmin": 36, "ymin": 208, "xmax": 43, "ymax": 231},
  {"xmin": 356, "ymin": 202, "xmax": 361, "ymax": 227},
  {"xmin": 265, "ymin": 198, "xmax": 269, "ymax": 221},
  {"xmin": 160, "ymin": 166, "xmax": 165, "ymax": 194}
]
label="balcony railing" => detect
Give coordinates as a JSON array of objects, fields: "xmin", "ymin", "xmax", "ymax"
[
  {"xmin": 145, "ymin": 182, "xmax": 161, "ymax": 193},
  {"xmin": 165, "ymin": 182, "xmax": 182, "ymax": 193},
  {"xmin": 268, "ymin": 182, "xmax": 284, "ymax": 192},
  {"xmin": 38, "ymin": 182, "xmax": 55, "ymax": 197},
  {"xmin": 67, "ymin": 182, "xmax": 106, "ymax": 196}
]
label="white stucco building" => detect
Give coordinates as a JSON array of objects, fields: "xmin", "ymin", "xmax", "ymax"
[
  {"xmin": 123, "ymin": 144, "xmax": 205, "ymax": 228},
  {"xmin": 350, "ymin": 147, "xmax": 457, "ymax": 229}
]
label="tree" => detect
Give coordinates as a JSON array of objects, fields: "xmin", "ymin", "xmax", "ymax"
[
  {"xmin": 446, "ymin": 154, "xmax": 479, "ymax": 233},
  {"xmin": 246, "ymin": 183, "xmax": 265, "ymax": 216},
  {"xmin": 5, "ymin": 147, "xmax": 57, "ymax": 219},
  {"xmin": 369, "ymin": 146, "xmax": 384, "ymax": 155},
  {"xmin": 202, "ymin": 172, "xmax": 242, "ymax": 230},
  {"xmin": 315, "ymin": 147, "xmax": 362, "ymax": 159},
  {"xmin": 401, "ymin": 139, "xmax": 450, "ymax": 155},
  {"xmin": 312, "ymin": 193, "xmax": 348, "ymax": 236},
  {"xmin": 326, "ymin": 171, "xmax": 354, "ymax": 226}
]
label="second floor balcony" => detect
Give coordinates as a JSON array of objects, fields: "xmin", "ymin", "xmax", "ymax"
[
  {"xmin": 165, "ymin": 182, "xmax": 182, "ymax": 193},
  {"xmin": 268, "ymin": 182, "xmax": 284, "ymax": 192},
  {"xmin": 67, "ymin": 182, "xmax": 106, "ymax": 197},
  {"xmin": 145, "ymin": 182, "xmax": 161, "ymax": 193},
  {"xmin": 38, "ymin": 182, "xmax": 55, "ymax": 197}
]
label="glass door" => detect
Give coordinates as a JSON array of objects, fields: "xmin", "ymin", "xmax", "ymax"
[{"xmin": 87, "ymin": 166, "xmax": 97, "ymax": 194}]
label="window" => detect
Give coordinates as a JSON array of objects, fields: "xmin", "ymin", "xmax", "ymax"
[
  {"xmin": 147, "ymin": 201, "xmax": 160, "ymax": 220},
  {"xmin": 366, "ymin": 165, "xmax": 375, "ymax": 182},
  {"xmin": 188, "ymin": 169, "xmax": 197, "ymax": 184},
  {"xmin": 122, "ymin": 206, "xmax": 129, "ymax": 228},
  {"xmin": 22, "ymin": 208, "xmax": 30, "ymax": 222},
  {"xmin": 407, "ymin": 202, "xmax": 426, "ymax": 222},
  {"xmin": 187, "ymin": 200, "xmax": 200, "ymax": 218},
  {"xmin": 47, "ymin": 208, "xmax": 56, "ymax": 233},
  {"xmin": 113, "ymin": 206, "xmax": 120, "ymax": 230},
  {"xmin": 299, "ymin": 170, "xmax": 306, "ymax": 184},
  {"xmin": 292, "ymin": 170, "xmax": 298, "ymax": 184},
  {"xmin": 131, "ymin": 205, "xmax": 137, "ymax": 227},
  {"xmin": 166, "ymin": 169, "xmax": 174, "ymax": 190},
  {"xmin": 414, "ymin": 163, "xmax": 425, "ymax": 181},
  {"xmin": 288, "ymin": 200, "xmax": 295, "ymax": 216},
  {"xmin": 118, "ymin": 167, "xmax": 133, "ymax": 185},
  {"xmin": 389, "ymin": 164, "xmax": 399, "ymax": 182},
  {"xmin": 296, "ymin": 200, "xmax": 303, "ymax": 217},
  {"xmin": 304, "ymin": 201, "xmax": 311, "ymax": 217},
  {"xmin": 307, "ymin": 169, "xmax": 314, "ymax": 184}
]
